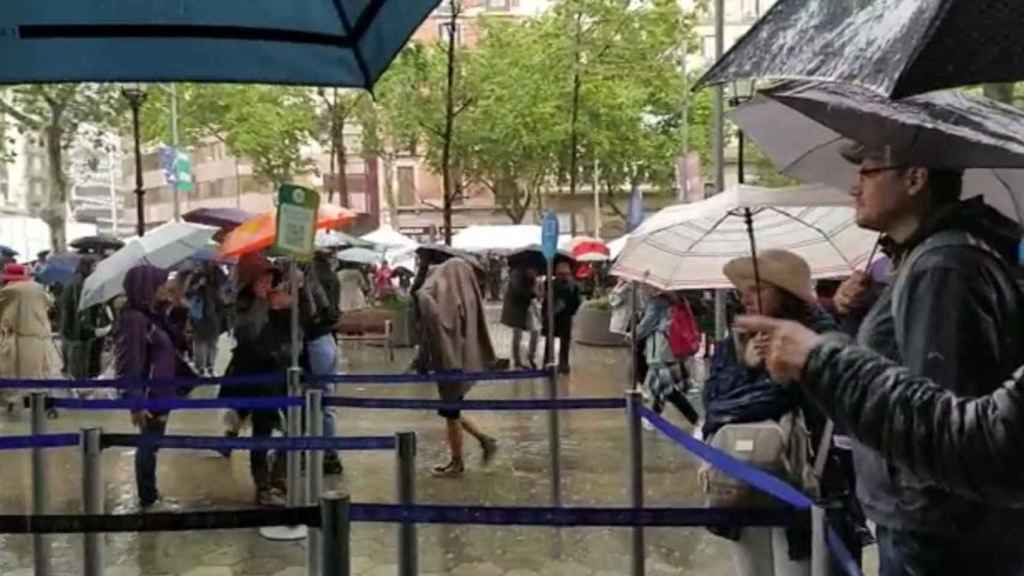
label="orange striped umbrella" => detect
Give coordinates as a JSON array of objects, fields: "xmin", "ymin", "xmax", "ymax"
[{"xmin": 219, "ymin": 204, "xmax": 356, "ymax": 258}]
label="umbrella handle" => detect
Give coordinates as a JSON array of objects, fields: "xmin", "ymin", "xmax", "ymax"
[{"xmin": 743, "ymin": 208, "xmax": 764, "ymax": 314}]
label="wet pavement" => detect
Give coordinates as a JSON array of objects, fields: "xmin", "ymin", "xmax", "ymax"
[{"xmin": 0, "ymin": 313, "xmax": 877, "ymax": 575}]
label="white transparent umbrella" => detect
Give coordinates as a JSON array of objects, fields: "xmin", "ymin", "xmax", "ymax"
[
  {"xmin": 611, "ymin": 184, "xmax": 878, "ymax": 290},
  {"xmin": 79, "ymin": 221, "xmax": 218, "ymax": 310}
]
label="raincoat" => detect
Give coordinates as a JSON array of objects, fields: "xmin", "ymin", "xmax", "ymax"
[
  {"xmin": 414, "ymin": 258, "xmax": 496, "ymax": 402},
  {"xmin": 0, "ymin": 280, "xmax": 62, "ymax": 406},
  {"xmin": 117, "ymin": 266, "xmax": 177, "ymax": 399},
  {"xmin": 337, "ymin": 268, "xmax": 368, "ymax": 312}
]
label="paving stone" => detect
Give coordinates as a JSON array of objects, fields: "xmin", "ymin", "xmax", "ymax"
[
  {"xmin": 539, "ymin": 560, "xmax": 593, "ymax": 576},
  {"xmin": 180, "ymin": 567, "xmax": 233, "ymax": 576},
  {"xmin": 270, "ymin": 568, "xmax": 305, "ymax": 576},
  {"xmin": 450, "ymin": 561, "xmax": 504, "ymax": 576}
]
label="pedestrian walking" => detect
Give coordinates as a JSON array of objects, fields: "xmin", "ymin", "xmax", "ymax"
[
  {"xmin": 501, "ymin": 265, "xmax": 540, "ymax": 369},
  {"xmin": 835, "ymin": 143, "xmax": 1024, "ymax": 575},
  {"xmin": 413, "ymin": 257, "xmax": 498, "ymax": 478},
  {"xmin": 542, "ymin": 260, "xmax": 581, "ymax": 374},
  {"xmin": 633, "ymin": 290, "xmax": 701, "ymax": 425},
  {"xmin": 336, "ymin": 262, "xmax": 369, "ymax": 312},
  {"xmin": 223, "ymin": 253, "xmax": 290, "ymax": 506},
  {"xmin": 116, "ymin": 265, "xmax": 183, "ymax": 510},
  {"xmin": 0, "ymin": 265, "xmax": 62, "ymax": 412}
]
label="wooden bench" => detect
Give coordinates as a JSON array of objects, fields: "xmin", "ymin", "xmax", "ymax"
[{"xmin": 336, "ymin": 309, "xmax": 395, "ymax": 362}]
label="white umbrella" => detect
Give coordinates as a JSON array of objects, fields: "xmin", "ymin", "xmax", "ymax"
[
  {"xmin": 79, "ymin": 221, "xmax": 218, "ymax": 310},
  {"xmin": 451, "ymin": 225, "xmax": 541, "ymax": 253},
  {"xmin": 336, "ymin": 247, "xmax": 386, "ymax": 265},
  {"xmin": 607, "ymin": 236, "xmax": 628, "ymax": 260},
  {"xmin": 361, "ymin": 227, "xmax": 419, "ymax": 250},
  {"xmin": 732, "ymin": 83, "xmax": 1024, "ymax": 223},
  {"xmin": 611, "ymin": 184, "xmax": 878, "ymax": 290}
]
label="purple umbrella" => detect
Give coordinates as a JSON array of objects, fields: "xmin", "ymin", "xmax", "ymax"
[{"xmin": 182, "ymin": 207, "xmax": 254, "ymax": 231}]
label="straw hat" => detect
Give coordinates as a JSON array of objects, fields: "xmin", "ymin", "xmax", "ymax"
[
  {"xmin": 723, "ymin": 249, "xmax": 815, "ymax": 304},
  {"xmin": 1, "ymin": 263, "xmax": 30, "ymax": 283}
]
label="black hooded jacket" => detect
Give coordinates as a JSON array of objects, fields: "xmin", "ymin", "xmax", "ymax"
[{"xmin": 849, "ymin": 197, "xmax": 1024, "ymax": 537}]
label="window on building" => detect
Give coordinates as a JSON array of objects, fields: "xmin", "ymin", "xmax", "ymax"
[
  {"xmin": 397, "ymin": 166, "xmax": 416, "ymax": 207},
  {"xmin": 210, "ymin": 179, "xmax": 224, "ymax": 198},
  {"xmin": 484, "ymin": 0, "xmax": 510, "ymax": 10},
  {"xmin": 438, "ymin": 22, "xmax": 462, "ymax": 46},
  {"xmin": 701, "ymin": 34, "xmax": 716, "ymax": 59}
]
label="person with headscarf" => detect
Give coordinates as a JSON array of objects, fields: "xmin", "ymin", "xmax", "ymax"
[
  {"xmin": 116, "ymin": 265, "xmax": 181, "ymax": 509},
  {"xmin": 413, "ymin": 256, "xmax": 498, "ymax": 478},
  {"xmin": 223, "ymin": 253, "xmax": 290, "ymax": 506},
  {"xmin": 0, "ymin": 264, "xmax": 62, "ymax": 412}
]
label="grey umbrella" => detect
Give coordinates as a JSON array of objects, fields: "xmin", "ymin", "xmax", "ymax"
[
  {"xmin": 696, "ymin": 0, "xmax": 1024, "ymax": 98},
  {"xmin": 731, "ymin": 81, "xmax": 1024, "ymax": 222}
]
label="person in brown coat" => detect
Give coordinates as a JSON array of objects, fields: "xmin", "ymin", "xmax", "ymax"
[{"xmin": 414, "ymin": 257, "xmax": 499, "ymax": 477}]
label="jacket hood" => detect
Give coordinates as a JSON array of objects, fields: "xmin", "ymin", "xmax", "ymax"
[
  {"xmin": 123, "ymin": 265, "xmax": 168, "ymax": 312},
  {"xmin": 906, "ymin": 197, "xmax": 1022, "ymax": 263}
]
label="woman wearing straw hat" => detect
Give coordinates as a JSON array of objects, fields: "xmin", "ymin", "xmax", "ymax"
[{"xmin": 703, "ymin": 249, "xmax": 842, "ymax": 576}]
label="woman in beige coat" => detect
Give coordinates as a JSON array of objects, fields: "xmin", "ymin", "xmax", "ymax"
[{"xmin": 0, "ymin": 268, "xmax": 62, "ymax": 412}]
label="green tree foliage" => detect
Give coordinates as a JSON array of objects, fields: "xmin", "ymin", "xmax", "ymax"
[{"xmin": 0, "ymin": 84, "xmax": 122, "ymax": 251}]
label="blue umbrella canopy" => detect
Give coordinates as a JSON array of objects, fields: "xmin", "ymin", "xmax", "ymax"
[{"xmin": 0, "ymin": 1, "xmax": 440, "ymax": 88}]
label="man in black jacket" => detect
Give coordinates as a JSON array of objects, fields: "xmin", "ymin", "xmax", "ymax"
[{"xmin": 802, "ymin": 143, "xmax": 1024, "ymax": 575}]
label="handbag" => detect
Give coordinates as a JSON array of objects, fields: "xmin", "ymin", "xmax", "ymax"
[{"xmin": 698, "ymin": 410, "xmax": 820, "ymax": 508}]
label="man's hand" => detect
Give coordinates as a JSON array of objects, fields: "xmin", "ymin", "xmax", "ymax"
[
  {"xmin": 734, "ymin": 316, "xmax": 826, "ymax": 383},
  {"xmin": 833, "ymin": 271, "xmax": 871, "ymax": 315},
  {"xmin": 130, "ymin": 410, "xmax": 152, "ymax": 428}
]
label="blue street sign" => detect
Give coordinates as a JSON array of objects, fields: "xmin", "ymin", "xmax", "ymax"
[{"xmin": 542, "ymin": 210, "xmax": 559, "ymax": 262}]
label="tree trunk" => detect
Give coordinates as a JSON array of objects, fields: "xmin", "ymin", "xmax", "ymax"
[
  {"xmin": 43, "ymin": 122, "xmax": 67, "ymax": 253},
  {"xmin": 336, "ymin": 134, "xmax": 349, "ymax": 207},
  {"xmin": 381, "ymin": 152, "xmax": 401, "ymax": 228},
  {"xmin": 441, "ymin": 3, "xmax": 459, "ymax": 246},
  {"xmin": 566, "ymin": 8, "xmax": 584, "ymax": 237}
]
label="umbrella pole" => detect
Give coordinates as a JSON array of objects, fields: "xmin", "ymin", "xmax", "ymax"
[{"xmin": 743, "ymin": 208, "xmax": 764, "ymax": 313}]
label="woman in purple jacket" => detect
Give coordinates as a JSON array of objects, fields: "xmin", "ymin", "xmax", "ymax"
[{"xmin": 116, "ymin": 265, "xmax": 179, "ymax": 509}]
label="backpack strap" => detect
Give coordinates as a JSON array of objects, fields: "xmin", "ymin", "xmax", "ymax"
[{"xmin": 890, "ymin": 230, "xmax": 998, "ymax": 354}]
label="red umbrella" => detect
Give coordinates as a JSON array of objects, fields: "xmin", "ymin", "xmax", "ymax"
[{"xmin": 569, "ymin": 236, "xmax": 610, "ymax": 262}]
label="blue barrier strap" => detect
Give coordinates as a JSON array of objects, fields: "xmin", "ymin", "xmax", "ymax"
[
  {"xmin": 0, "ymin": 434, "xmax": 80, "ymax": 450},
  {"xmin": 312, "ymin": 369, "xmax": 552, "ymax": 386},
  {"xmin": 324, "ymin": 397, "xmax": 626, "ymax": 411},
  {"xmin": 827, "ymin": 525, "xmax": 864, "ymax": 576},
  {"xmin": 0, "ymin": 372, "xmax": 284, "ymax": 390},
  {"xmin": 100, "ymin": 434, "xmax": 396, "ymax": 452},
  {"xmin": 51, "ymin": 396, "xmax": 303, "ymax": 411},
  {"xmin": 639, "ymin": 407, "xmax": 815, "ymax": 509},
  {"xmin": 349, "ymin": 503, "xmax": 804, "ymax": 527}
]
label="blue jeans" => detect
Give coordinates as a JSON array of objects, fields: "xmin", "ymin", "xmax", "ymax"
[
  {"xmin": 305, "ymin": 335, "xmax": 338, "ymax": 440},
  {"xmin": 135, "ymin": 416, "xmax": 168, "ymax": 506}
]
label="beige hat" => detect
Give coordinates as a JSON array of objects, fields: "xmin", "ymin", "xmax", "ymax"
[{"xmin": 723, "ymin": 249, "xmax": 816, "ymax": 304}]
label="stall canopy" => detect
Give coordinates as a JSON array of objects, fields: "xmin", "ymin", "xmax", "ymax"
[
  {"xmin": 0, "ymin": 0, "xmax": 440, "ymax": 88},
  {"xmin": 361, "ymin": 227, "xmax": 419, "ymax": 250},
  {"xmin": 452, "ymin": 225, "xmax": 542, "ymax": 254}
]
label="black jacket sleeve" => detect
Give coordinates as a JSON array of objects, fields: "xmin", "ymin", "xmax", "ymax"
[{"xmin": 803, "ymin": 336, "xmax": 1024, "ymax": 504}]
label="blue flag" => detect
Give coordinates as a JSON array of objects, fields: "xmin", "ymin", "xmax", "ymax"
[{"xmin": 626, "ymin": 184, "xmax": 644, "ymax": 232}]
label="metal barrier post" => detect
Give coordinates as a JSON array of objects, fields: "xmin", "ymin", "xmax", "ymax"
[
  {"xmin": 626, "ymin": 391, "xmax": 644, "ymax": 576},
  {"xmin": 30, "ymin": 393, "xmax": 50, "ymax": 576},
  {"xmin": 811, "ymin": 505, "xmax": 828, "ymax": 576},
  {"xmin": 288, "ymin": 366, "xmax": 304, "ymax": 507},
  {"xmin": 81, "ymin": 427, "xmax": 104, "ymax": 576},
  {"xmin": 547, "ymin": 366, "xmax": 562, "ymax": 508},
  {"xmin": 306, "ymin": 389, "xmax": 325, "ymax": 576},
  {"xmin": 321, "ymin": 493, "xmax": 351, "ymax": 576},
  {"xmin": 396, "ymin": 432, "xmax": 417, "ymax": 576}
]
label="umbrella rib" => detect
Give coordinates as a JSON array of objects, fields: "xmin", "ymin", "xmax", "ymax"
[
  {"xmin": 682, "ymin": 212, "xmax": 733, "ymax": 253},
  {"xmin": 767, "ymin": 207, "xmax": 854, "ymax": 268},
  {"xmin": 991, "ymin": 170, "xmax": 1024, "ymax": 224},
  {"xmin": 19, "ymin": 24, "xmax": 357, "ymax": 48},
  {"xmin": 782, "ymin": 134, "xmax": 847, "ymax": 175},
  {"xmin": 331, "ymin": 0, "xmax": 373, "ymax": 88}
]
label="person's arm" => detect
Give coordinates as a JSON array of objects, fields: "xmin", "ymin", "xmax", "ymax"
[
  {"xmin": 805, "ymin": 337, "xmax": 1024, "ymax": 504},
  {"xmin": 116, "ymin": 312, "xmax": 149, "ymax": 400}
]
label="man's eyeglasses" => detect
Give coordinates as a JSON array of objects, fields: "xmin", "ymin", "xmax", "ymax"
[{"xmin": 858, "ymin": 165, "xmax": 907, "ymax": 179}]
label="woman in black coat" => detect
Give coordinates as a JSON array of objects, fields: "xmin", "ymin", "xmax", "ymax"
[
  {"xmin": 501, "ymin": 266, "xmax": 539, "ymax": 369},
  {"xmin": 542, "ymin": 261, "xmax": 581, "ymax": 374}
]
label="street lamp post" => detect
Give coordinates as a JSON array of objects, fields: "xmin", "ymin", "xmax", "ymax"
[{"xmin": 122, "ymin": 85, "xmax": 147, "ymax": 237}]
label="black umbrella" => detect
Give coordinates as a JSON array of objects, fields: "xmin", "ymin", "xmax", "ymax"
[
  {"xmin": 70, "ymin": 235, "xmax": 126, "ymax": 254},
  {"xmin": 0, "ymin": 245, "xmax": 17, "ymax": 258},
  {"xmin": 696, "ymin": 0, "xmax": 1024, "ymax": 98},
  {"xmin": 506, "ymin": 245, "xmax": 575, "ymax": 272}
]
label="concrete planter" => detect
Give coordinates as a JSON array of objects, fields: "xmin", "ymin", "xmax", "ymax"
[{"xmin": 574, "ymin": 301, "xmax": 627, "ymax": 347}]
